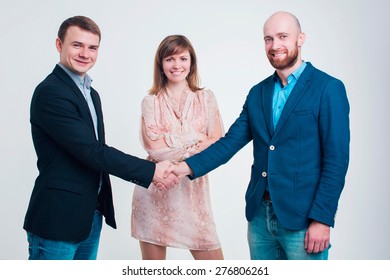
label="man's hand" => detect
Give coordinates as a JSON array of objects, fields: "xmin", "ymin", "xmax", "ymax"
[
  {"xmin": 304, "ymin": 221, "xmax": 330, "ymax": 253},
  {"xmin": 164, "ymin": 161, "xmax": 193, "ymax": 179},
  {"xmin": 153, "ymin": 160, "xmax": 179, "ymax": 190}
]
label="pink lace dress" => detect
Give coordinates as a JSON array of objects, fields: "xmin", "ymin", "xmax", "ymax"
[{"xmin": 131, "ymin": 88, "xmax": 224, "ymax": 250}]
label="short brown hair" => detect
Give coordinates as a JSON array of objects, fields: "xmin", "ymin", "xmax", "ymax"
[
  {"xmin": 58, "ymin": 16, "xmax": 101, "ymax": 42},
  {"xmin": 150, "ymin": 35, "xmax": 202, "ymax": 94}
]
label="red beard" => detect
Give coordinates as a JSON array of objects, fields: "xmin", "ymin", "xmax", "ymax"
[{"xmin": 267, "ymin": 42, "xmax": 299, "ymax": 70}]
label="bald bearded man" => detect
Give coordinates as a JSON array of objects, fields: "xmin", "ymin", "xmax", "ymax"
[{"xmin": 167, "ymin": 11, "xmax": 350, "ymax": 260}]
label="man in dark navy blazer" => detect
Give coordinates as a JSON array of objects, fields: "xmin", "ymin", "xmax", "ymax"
[
  {"xmin": 167, "ymin": 11, "xmax": 350, "ymax": 259},
  {"xmin": 23, "ymin": 16, "xmax": 178, "ymax": 260}
]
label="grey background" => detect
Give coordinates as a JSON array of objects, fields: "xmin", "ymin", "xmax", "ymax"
[{"xmin": 0, "ymin": 0, "xmax": 388, "ymax": 259}]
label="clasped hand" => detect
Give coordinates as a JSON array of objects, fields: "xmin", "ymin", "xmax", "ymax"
[{"xmin": 153, "ymin": 160, "xmax": 193, "ymax": 190}]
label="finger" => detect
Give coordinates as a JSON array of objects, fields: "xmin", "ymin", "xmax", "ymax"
[
  {"xmin": 304, "ymin": 230, "xmax": 309, "ymax": 250},
  {"xmin": 155, "ymin": 182, "xmax": 166, "ymax": 190},
  {"xmin": 163, "ymin": 166, "xmax": 174, "ymax": 178},
  {"xmin": 312, "ymin": 242, "xmax": 320, "ymax": 254},
  {"xmin": 169, "ymin": 174, "xmax": 180, "ymax": 187},
  {"xmin": 171, "ymin": 174, "xmax": 180, "ymax": 185},
  {"xmin": 324, "ymin": 241, "xmax": 329, "ymax": 249},
  {"xmin": 306, "ymin": 239, "xmax": 315, "ymax": 253}
]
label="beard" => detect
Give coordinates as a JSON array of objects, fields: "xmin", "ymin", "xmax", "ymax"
[{"xmin": 267, "ymin": 42, "xmax": 299, "ymax": 70}]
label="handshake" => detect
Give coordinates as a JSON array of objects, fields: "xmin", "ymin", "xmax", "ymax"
[{"xmin": 152, "ymin": 160, "xmax": 193, "ymax": 190}]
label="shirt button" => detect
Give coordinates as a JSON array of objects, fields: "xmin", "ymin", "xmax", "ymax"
[
  {"xmin": 262, "ymin": 172, "xmax": 267, "ymax": 177},
  {"xmin": 270, "ymin": 145, "xmax": 275, "ymax": 151}
]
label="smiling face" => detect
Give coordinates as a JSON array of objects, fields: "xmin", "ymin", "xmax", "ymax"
[
  {"xmin": 162, "ymin": 50, "xmax": 191, "ymax": 86},
  {"xmin": 56, "ymin": 26, "xmax": 99, "ymax": 77},
  {"xmin": 263, "ymin": 12, "xmax": 305, "ymax": 72}
]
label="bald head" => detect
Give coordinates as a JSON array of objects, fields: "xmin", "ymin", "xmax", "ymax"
[
  {"xmin": 263, "ymin": 11, "xmax": 306, "ymax": 74},
  {"xmin": 264, "ymin": 11, "xmax": 302, "ymax": 35}
]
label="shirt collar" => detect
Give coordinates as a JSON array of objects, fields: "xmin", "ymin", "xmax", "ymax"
[
  {"xmin": 58, "ymin": 63, "xmax": 92, "ymax": 89},
  {"xmin": 273, "ymin": 61, "xmax": 307, "ymax": 85}
]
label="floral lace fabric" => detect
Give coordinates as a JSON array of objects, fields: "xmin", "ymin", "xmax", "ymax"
[{"xmin": 131, "ymin": 88, "xmax": 223, "ymax": 250}]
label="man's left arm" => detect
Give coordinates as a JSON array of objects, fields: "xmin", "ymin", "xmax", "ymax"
[
  {"xmin": 305, "ymin": 78, "xmax": 350, "ymax": 252},
  {"xmin": 309, "ymin": 78, "xmax": 350, "ymax": 226}
]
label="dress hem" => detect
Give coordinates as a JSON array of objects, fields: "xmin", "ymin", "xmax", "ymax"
[{"xmin": 131, "ymin": 234, "xmax": 221, "ymax": 251}]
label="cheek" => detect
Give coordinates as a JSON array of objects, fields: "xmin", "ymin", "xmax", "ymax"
[
  {"xmin": 185, "ymin": 61, "xmax": 192, "ymax": 71},
  {"xmin": 162, "ymin": 62, "xmax": 170, "ymax": 73},
  {"xmin": 162, "ymin": 67, "xmax": 170, "ymax": 76}
]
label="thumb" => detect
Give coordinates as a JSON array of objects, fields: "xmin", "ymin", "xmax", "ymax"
[{"xmin": 163, "ymin": 165, "xmax": 175, "ymax": 178}]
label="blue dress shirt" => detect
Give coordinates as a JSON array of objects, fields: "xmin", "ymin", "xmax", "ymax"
[{"xmin": 272, "ymin": 62, "xmax": 307, "ymax": 129}]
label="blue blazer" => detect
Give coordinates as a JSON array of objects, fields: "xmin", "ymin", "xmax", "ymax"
[
  {"xmin": 186, "ymin": 62, "xmax": 350, "ymax": 230},
  {"xmin": 24, "ymin": 65, "xmax": 155, "ymax": 242}
]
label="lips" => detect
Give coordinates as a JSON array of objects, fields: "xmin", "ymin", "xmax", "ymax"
[
  {"xmin": 75, "ymin": 59, "xmax": 90, "ymax": 66},
  {"xmin": 270, "ymin": 52, "xmax": 286, "ymax": 58},
  {"xmin": 170, "ymin": 70, "xmax": 184, "ymax": 76}
]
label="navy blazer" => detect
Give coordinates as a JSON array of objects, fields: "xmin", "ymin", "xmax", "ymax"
[
  {"xmin": 24, "ymin": 65, "xmax": 155, "ymax": 242},
  {"xmin": 186, "ymin": 62, "xmax": 350, "ymax": 230}
]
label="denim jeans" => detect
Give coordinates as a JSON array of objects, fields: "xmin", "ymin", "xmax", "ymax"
[
  {"xmin": 27, "ymin": 210, "xmax": 102, "ymax": 260},
  {"xmin": 247, "ymin": 199, "xmax": 329, "ymax": 260}
]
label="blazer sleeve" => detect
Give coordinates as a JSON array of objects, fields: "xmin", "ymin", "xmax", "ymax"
[
  {"xmin": 31, "ymin": 82, "xmax": 155, "ymax": 187},
  {"xmin": 309, "ymin": 78, "xmax": 350, "ymax": 226},
  {"xmin": 185, "ymin": 94, "xmax": 253, "ymax": 178}
]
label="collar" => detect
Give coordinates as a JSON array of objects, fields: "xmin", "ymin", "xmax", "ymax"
[
  {"xmin": 272, "ymin": 61, "xmax": 307, "ymax": 85},
  {"xmin": 57, "ymin": 63, "xmax": 92, "ymax": 89}
]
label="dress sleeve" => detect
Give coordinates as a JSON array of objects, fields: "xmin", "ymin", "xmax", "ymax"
[
  {"xmin": 141, "ymin": 95, "xmax": 164, "ymax": 141},
  {"xmin": 204, "ymin": 89, "xmax": 225, "ymax": 136},
  {"xmin": 140, "ymin": 94, "xmax": 180, "ymax": 162}
]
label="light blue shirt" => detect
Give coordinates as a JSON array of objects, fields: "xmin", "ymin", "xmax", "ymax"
[
  {"xmin": 272, "ymin": 62, "xmax": 307, "ymax": 129},
  {"xmin": 58, "ymin": 63, "xmax": 99, "ymax": 140}
]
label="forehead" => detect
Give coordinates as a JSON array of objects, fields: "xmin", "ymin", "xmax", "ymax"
[
  {"xmin": 263, "ymin": 15, "xmax": 299, "ymax": 36},
  {"xmin": 64, "ymin": 26, "xmax": 100, "ymax": 44},
  {"xmin": 165, "ymin": 49, "xmax": 190, "ymax": 57}
]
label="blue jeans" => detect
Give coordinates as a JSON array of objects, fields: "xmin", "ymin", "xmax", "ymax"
[
  {"xmin": 247, "ymin": 199, "xmax": 329, "ymax": 260},
  {"xmin": 27, "ymin": 210, "xmax": 102, "ymax": 260}
]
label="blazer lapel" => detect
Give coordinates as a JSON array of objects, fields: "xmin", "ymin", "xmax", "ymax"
[
  {"xmin": 262, "ymin": 76, "xmax": 276, "ymax": 136},
  {"xmin": 54, "ymin": 65, "xmax": 87, "ymax": 104},
  {"xmin": 273, "ymin": 65, "xmax": 314, "ymax": 138},
  {"xmin": 90, "ymin": 89, "xmax": 105, "ymax": 142},
  {"xmin": 54, "ymin": 66, "xmax": 102, "ymax": 140}
]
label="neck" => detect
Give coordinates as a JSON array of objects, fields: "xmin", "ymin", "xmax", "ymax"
[
  {"xmin": 166, "ymin": 81, "xmax": 187, "ymax": 97},
  {"xmin": 276, "ymin": 59, "xmax": 303, "ymax": 86}
]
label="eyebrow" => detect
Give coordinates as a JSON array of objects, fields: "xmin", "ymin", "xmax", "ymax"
[
  {"xmin": 264, "ymin": 32, "xmax": 289, "ymax": 39},
  {"xmin": 71, "ymin": 41, "xmax": 99, "ymax": 48}
]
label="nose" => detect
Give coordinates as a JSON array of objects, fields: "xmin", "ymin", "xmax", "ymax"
[
  {"xmin": 79, "ymin": 47, "xmax": 89, "ymax": 58},
  {"xmin": 271, "ymin": 38, "xmax": 282, "ymax": 50},
  {"xmin": 173, "ymin": 60, "xmax": 181, "ymax": 69}
]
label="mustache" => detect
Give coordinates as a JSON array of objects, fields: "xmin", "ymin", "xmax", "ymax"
[{"xmin": 268, "ymin": 49, "xmax": 287, "ymax": 56}]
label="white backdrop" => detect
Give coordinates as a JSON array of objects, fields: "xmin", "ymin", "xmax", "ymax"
[{"xmin": 1, "ymin": 0, "xmax": 389, "ymax": 260}]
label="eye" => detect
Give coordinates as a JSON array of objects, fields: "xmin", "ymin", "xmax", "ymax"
[
  {"xmin": 89, "ymin": 46, "xmax": 99, "ymax": 52},
  {"xmin": 264, "ymin": 37, "xmax": 272, "ymax": 43},
  {"xmin": 181, "ymin": 57, "xmax": 188, "ymax": 61},
  {"xmin": 165, "ymin": 58, "xmax": 172, "ymax": 62},
  {"xmin": 72, "ymin": 43, "xmax": 81, "ymax": 48}
]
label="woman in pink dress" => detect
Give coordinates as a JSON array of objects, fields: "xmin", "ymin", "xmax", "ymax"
[{"xmin": 131, "ymin": 35, "xmax": 224, "ymax": 260}]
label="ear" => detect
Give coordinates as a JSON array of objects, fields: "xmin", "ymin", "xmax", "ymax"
[
  {"xmin": 55, "ymin": 38, "xmax": 62, "ymax": 53},
  {"xmin": 297, "ymin": 32, "xmax": 306, "ymax": 47}
]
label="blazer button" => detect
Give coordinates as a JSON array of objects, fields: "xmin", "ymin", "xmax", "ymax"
[
  {"xmin": 269, "ymin": 145, "xmax": 275, "ymax": 151},
  {"xmin": 261, "ymin": 172, "xmax": 267, "ymax": 177}
]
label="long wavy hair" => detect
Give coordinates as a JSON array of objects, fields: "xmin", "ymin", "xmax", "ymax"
[{"xmin": 149, "ymin": 35, "xmax": 202, "ymax": 94}]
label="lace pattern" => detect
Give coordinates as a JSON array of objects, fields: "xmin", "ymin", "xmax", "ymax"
[{"xmin": 131, "ymin": 88, "xmax": 223, "ymax": 250}]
